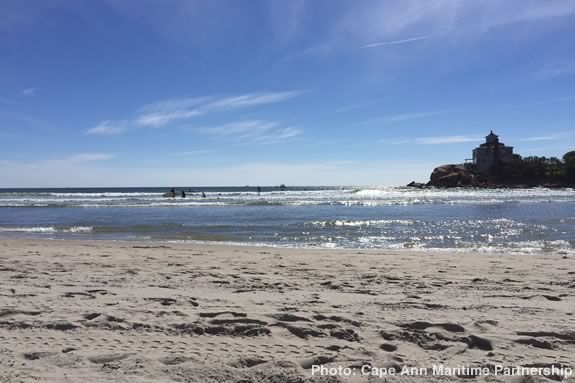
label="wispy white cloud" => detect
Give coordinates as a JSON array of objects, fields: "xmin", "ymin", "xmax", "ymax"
[
  {"xmin": 134, "ymin": 96, "xmax": 210, "ymax": 128},
  {"xmin": 90, "ymin": 91, "xmax": 305, "ymax": 134},
  {"xmin": 203, "ymin": 91, "xmax": 304, "ymax": 112},
  {"xmin": 136, "ymin": 109, "xmax": 203, "ymax": 128},
  {"xmin": 520, "ymin": 132, "xmax": 569, "ymax": 142},
  {"xmin": 173, "ymin": 149, "xmax": 215, "ymax": 157},
  {"xmin": 379, "ymin": 138, "xmax": 413, "ymax": 145},
  {"xmin": 137, "ymin": 96, "xmax": 210, "ymax": 112},
  {"xmin": 343, "ymin": 0, "xmax": 575, "ymax": 47},
  {"xmin": 197, "ymin": 120, "xmax": 302, "ymax": 144},
  {"xmin": 21, "ymin": 87, "xmax": 37, "ymax": 97},
  {"xmin": 86, "ymin": 120, "xmax": 129, "ymax": 136},
  {"xmin": 416, "ymin": 135, "xmax": 480, "ymax": 145},
  {"xmin": 362, "ymin": 35, "xmax": 432, "ymax": 48},
  {"xmin": 380, "ymin": 135, "xmax": 481, "ymax": 145},
  {"xmin": 67, "ymin": 153, "xmax": 115, "ymax": 162}
]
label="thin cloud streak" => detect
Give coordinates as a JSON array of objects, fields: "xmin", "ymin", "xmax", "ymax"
[
  {"xmin": 173, "ymin": 150, "xmax": 215, "ymax": 157},
  {"xmin": 88, "ymin": 90, "xmax": 306, "ymax": 135},
  {"xmin": 362, "ymin": 35, "xmax": 431, "ymax": 48},
  {"xmin": 346, "ymin": 1, "xmax": 575, "ymax": 50},
  {"xmin": 136, "ymin": 91, "xmax": 306, "ymax": 128},
  {"xmin": 100, "ymin": 0, "xmax": 575, "ymax": 53},
  {"xmin": 136, "ymin": 110, "xmax": 203, "ymax": 128},
  {"xmin": 86, "ymin": 120, "xmax": 129, "ymax": 136},
  {"xmin": 520, "ymin": 133, "xmax": 569, "ymax": 142},
  {"xmin": 197, "ymin": 120, "xmax": 302, "ymax": 144},
  {"xmin": 379, "ymin": 138, "xmax": 413, "ymax": 145},
  {"xmin": 67, "ymin": 153, "xmax": 115, "ymax": 162},
  {"xmin": 416, "ymin": 135, "xmax": 480, "ymax": 145},
  {"xmin": 205, "ymin": 91, "xmax": 305, "ymax": 111}
]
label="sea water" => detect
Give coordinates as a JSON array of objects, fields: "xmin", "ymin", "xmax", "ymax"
[{"xmin": 0, "ymin": 186, "xmax": 573, "ymax": 254}]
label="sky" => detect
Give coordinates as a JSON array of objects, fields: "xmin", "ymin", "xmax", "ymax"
[{"xmin": 1, "ymin": 0, "xmax": 574, "ymax": 187}]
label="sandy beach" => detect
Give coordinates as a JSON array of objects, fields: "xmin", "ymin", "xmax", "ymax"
[{"xmin": 0, "ymin": 239, "xmax": 573, "ymax": 382}]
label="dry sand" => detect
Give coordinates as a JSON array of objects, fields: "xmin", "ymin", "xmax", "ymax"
[{"xmin": 0, "ymin": 239, "xmax": 573, "ymax": 382}]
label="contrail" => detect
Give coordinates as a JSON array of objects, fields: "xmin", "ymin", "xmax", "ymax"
[{"xmin": 362, "ymin": 35, "xmax": 432, "ymax": 48}]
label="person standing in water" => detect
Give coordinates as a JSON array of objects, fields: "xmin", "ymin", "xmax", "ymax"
[
  {"xmin": 202, "ymin": 192, "xmax": 206, "ymax": 198},
  {"xmin": 181, "ymin": 190, "xmax": 186, "ymax": 198},
  {"xmin": 257, "ymin": 186, "xmax": 261, "ymax": 195}
]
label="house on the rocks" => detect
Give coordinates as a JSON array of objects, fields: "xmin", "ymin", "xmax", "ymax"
[{"xmin": 472, "ymin": 131, "xmax": 514, "ymax": 173}]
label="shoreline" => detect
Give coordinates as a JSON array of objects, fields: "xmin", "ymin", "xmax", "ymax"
[
  {"xmin": 0, "ymin": 238, "xmax": 573, "ymax": 382},
  {"xmin": 1, "ymin": 236, "xmax": 571, "ymax": 257}
]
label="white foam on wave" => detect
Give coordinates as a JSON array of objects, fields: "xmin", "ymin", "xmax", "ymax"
[
  {"xmin": 305, "ymin": 219, "xmax": 416, "ymax": 227},
  {"xmin": 0, "ymin": 226, "xmax": 93, "ymax": 233},
  {"xmin": 63, "ymin": 226, "xmax": 93, "ymax": 233},
  {"xmin": 48, "ymin": 192, "xmax": 161, "ymax": 197},
  {"xmin": 0, "ymin": 227, "xmax": 57, "ymax": 233},
  {"xmin": 1, "ymin": 187, "xmax": 574, "ymax": 208}
]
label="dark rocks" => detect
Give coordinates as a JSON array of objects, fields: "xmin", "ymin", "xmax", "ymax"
[
  {"xmin": 410, "ymin": 155, "xmax": 575, "ymax": 188},
  {"xmin": 428, "ymin": 165, "xmax": 478, "ymax": 188},
  {"xmin": 83, "ymin": 313, "xmax": 101, "ymax": 320},
  {"xmin": 172, "ymin": 322, "xmax": 271, "ymax": 337},
  {"xmin": 406, "ymin": 181, "xmax": 426, "ymax": 188},
  {"xmin": 329, "ymin": 328, "xmax": 361, "ymax": 342},
  {"xmin": 380, "ymin": 343, "xmax": 398, "ymax": 352},
  {"xmin": 275, "ymin": 323, "xmax": 325, "ymax": 339},
  {"xmin": 515, "ymin": 337, "xmax": 554, "ymax": 350},
  {"xmin": 45, "ymin": 320, "xmax": 79, "ymax": 331},
  {"xmin": 270, "ymin": 313, "xmax": 312, "ymax": 322},
  {"xmin": 399, "ymin": 321, "xmax": 465, "ymax": 333},
  {"xmin": 464, "ymin": 335, "xmax": 493, "ymax": 351}
]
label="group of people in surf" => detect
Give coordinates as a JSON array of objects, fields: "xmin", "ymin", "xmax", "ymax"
[
  {"xmin": 166, "ymin": 185, "xmax": 284, "ymax": 198},
  {"xmin": 167, "ymin": 188, "xmax": 206, "ymax": 199}
]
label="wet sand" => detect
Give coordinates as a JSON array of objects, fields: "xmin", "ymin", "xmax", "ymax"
[{"xmin": 0, "ymin": 239, "xmax": 573, "ymax": 382}]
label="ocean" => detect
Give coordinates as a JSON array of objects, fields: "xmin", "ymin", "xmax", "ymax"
[{"xmin": 0, "ymin": 186, "xmax": 573, "ymax": 254}]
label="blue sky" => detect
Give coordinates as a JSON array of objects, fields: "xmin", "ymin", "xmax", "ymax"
[{"xmin": 1, "ymin": 0, "xmax": 574, "ymax": 187}]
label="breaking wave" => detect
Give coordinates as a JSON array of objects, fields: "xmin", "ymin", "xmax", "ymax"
[{"xmin": 0, "ymin": 226, "xmax": 93, "ymax": 233}]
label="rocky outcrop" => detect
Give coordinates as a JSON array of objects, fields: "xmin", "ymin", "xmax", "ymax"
[
  {"xmin": 427, "ymin": 164, "xmax": 478, "ymax": 188},
  {"xmin": 408, "ymin": 150, "xmax": 575, "ymax": 188}
]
